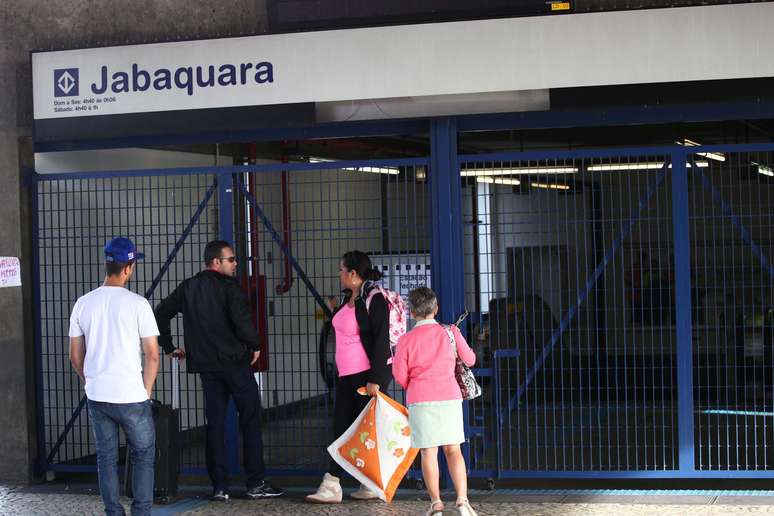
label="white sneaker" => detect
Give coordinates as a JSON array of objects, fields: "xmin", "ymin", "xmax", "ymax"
[
  {"xmin": 305, "ymin": 473, "xmax": 343, "ymax": 504},
  {"xmin": 350, "ymin": 484, "xmax": 379, "ymax": 500}
]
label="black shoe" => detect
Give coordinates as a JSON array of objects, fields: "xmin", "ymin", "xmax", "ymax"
[
  {"xmin": 246, "ymin": 481, "xmax": 284, "ymax": 499},
  {"xmin": 211, "ymin": 489, "xmax": 229, "ymax": 502}
]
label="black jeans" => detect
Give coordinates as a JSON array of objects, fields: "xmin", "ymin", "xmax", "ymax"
[
  {"xmin": 328, "ymin": 371, "xmax": 385, "ymax": 477},
  {"xmin": 200, "ymin": 365, "xmax": 265, "ymax": 491}
]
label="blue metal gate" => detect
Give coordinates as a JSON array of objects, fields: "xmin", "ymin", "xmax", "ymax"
[
  {"xmin": 230, "ymin": 158, "xmax": 430, "ymax": 476},
  {"xmin": 32, "ymin": 157, "xmax": 431, "ymax": 479},
  {"xmin": 33, "ymin": 170, "xmax": 218, "ymax": 473},
  {"xmin": 458, "ymin": 143, "xmax": 774, "ymax": 479},
  {"xmin": 32, "ymin": 139, "xmax": 774, "ymax": 482},
  {"xmin": 689, "ymin": 146, "xmax": 774, "ymax": 472}
]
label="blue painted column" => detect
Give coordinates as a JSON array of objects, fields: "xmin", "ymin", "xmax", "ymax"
[
  {"xmin": 429, "ymin": 118, "xmax": 465, "ymax": 322},
  {"xmin": 218, "ymin": 173, "xmax": 241, "ymax": 476},
  {"xmin": 670, "ymin": 150, "xmax": 696, "ymax": 473},
  {"xmin": 429, "ymin": 118, "xmax": 464, "ymax": 486},
  {"xmin": 31, "ymin": 175, "xmax": 48, "ymax": 476}
]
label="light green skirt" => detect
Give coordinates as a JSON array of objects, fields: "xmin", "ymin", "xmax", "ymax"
[{"xmin": 408, "ymin": 400, "xmax": 465, "ymax": 449}]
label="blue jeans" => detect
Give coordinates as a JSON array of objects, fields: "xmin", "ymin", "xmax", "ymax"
[{"xmin": 88, "ymin": 399, "xmax": 155, "ymax": 516}]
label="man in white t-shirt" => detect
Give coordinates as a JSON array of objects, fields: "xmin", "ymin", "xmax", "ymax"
[{"xmin": 69, "ymin": 237, "xmax": 160, "ymax": 516}]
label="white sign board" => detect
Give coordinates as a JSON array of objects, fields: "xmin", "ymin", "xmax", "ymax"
[
  {"xmin": 371, "ymin": 254, "xmax": 430, "ymax": 327},
  {"xmin": 32, "ymin": 4, "xmax": 774, "ymax": 120},
  {"xmin": 371, "ymin": 254, "xmax": 431, "ymax": 301},
  {"xmin": 0, "ymin": 257, "xmax": 22, "ymax": 288}
]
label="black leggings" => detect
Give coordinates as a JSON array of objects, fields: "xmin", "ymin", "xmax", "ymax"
[{"xmin": 328, "ymin": 371, "xmax": 374, "ymax": 476}]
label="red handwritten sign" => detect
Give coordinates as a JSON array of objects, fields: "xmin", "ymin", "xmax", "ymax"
[{"xmin": 0, "ymin": 257, "xmax": 21, "ymax": 288}]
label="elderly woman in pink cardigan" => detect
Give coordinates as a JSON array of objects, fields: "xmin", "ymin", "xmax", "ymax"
[{"xmin": 392, "ymin": 287, "xmax": 477, "ymax": 516}]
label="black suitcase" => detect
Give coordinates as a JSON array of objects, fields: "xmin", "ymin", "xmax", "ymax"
[{"xmin": 124, "ymin": 401, "xmax": 180, "ymax": 504}]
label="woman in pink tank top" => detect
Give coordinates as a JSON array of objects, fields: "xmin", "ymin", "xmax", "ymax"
[{"xmin": 306, "ymin": 251, "xmax": 392, "ymax": 504}]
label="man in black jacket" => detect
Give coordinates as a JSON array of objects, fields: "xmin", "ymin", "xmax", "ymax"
[{"xmin": 155, "ymin": 240, "xmax": 283, "ymax": 502}]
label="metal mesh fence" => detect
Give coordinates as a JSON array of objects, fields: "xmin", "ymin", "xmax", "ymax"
[
  {"xmin": 460, "ymin": 154, "xmax": 679, "ymax": 473},
  {"xmin": 233, "ymin": 161, "xmax": 430, "ymax": 474},
  {"xmin": 689, "ymin": 150, "xmax": 774, "ymax": 471},
  {"xmin": 34, "ymin": 144, "xmax": 774, "ymax": 480},
  {"xmin": 36, "ymin": 172, "xmax": 217, "ymax": 470},
  {"xmin": 35, "ymin": 160, "xmax": 432, "ymax": 478}
]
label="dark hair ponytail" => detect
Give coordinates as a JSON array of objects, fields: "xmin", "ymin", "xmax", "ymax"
[
  {"xmin": 342, "ymin": 250, "xmax": 382, "ymax": 282},
  {"xmin": 368, "ymin": 267, "xmax": 383, "ymax": 281}
]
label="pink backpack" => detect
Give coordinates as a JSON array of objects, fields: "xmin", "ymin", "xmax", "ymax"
[{"xmin": 365, "ymin": 285, "xmax": 407, "ymax": 365}]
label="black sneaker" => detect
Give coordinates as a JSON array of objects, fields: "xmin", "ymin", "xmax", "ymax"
[
  {"xmin": 246, "ymin": 481, "xmax": 284, "ymax": 499},
  {"xmin": 211, "ymin": 489, "xmax": 229, "ymax": 502}
]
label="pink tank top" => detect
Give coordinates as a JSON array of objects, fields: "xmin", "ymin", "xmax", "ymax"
[{"xmin": 332, "ymin": 304, "xmax": 371, "ymax": 377}]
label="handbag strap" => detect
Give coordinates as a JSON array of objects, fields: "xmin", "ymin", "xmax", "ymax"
[{"xmin": 443, "ymin": 324, "xmax": 458, "ymax": 357}]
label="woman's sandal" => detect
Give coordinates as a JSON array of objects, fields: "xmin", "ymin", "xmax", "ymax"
[
  {"xmin": 456, "ymin": 498, "xmax": 478, "ymax": 516},
  {"xmin": 425, "ymin": 499, "xmax": 445, "ymax": 516}
]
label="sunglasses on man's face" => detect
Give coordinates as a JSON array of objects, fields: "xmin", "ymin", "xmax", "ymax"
[{"xmin": 220, "ymin": 256, "xmax": 237, "ymax": 263}]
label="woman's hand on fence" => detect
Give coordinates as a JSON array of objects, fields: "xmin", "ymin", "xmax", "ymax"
[{"xmin": 366, "ymin": 382, "xmax": 380, "ymax": 396}]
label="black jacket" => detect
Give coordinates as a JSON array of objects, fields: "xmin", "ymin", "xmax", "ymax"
[
  {"xmin": 155, "ymin": 270, "xmax": 259, "ymax": 373},
  {"xmin": 331, "ymin": 282, "xmax": 392, "ymax": 388}
]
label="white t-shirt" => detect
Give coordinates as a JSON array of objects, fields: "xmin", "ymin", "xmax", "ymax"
[{"xmin": 68, "ymin": 286, "xmax": 160, "ymax": 403}]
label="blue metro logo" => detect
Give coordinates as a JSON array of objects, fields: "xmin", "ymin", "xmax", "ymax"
[{"xmin": 54, "ymin": 68, "xmax": 79, "ymax": 97}]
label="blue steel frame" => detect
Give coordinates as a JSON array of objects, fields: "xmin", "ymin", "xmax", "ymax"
[
  {"xmin": 506, "ymin": 164, "xmax": 668, "ymax": 415},
  {"xmin": 33, "ymin": 100, "xmax": 774, "ymax": 154},
  {"xmin": 458, "ymin": 148, "xmax": 674, "ymax": 478},
  {"xmin": 31, "ymin": 175, "xmax": 46, "ymax": 477},
  {"xmin": 671, "ymin": 150, "xmax": 695, "ymax": 475},
  {"xmin": 217, "ymin": 173, "xmax": 242, "ymax": 476},
  {"xmin": 429, "ymin": 118, "xmax": 466, "ymax": 486},
  {"xmin": 457, "ymin": 142, "xmax": 774, "ymax": 479},
  {"xmin": 32, "ymin": 155, "xmax": 432, "ymax": 478},
  {"xmin": 30, "ymin": 104, "xmax": 774, "ymax": 481},
  {"xmin": 37, "ymin": 174, "xmax": 219, "ymax": 472}
]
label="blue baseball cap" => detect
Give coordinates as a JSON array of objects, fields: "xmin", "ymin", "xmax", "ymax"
[{"xmin": 104, "ymin": 237, "xmax": 145, "ymax": 264}]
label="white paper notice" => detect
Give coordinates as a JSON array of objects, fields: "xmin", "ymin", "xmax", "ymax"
[{"xmin": 0, "ymin": 257, "xmax": 22, "ymax": 288}]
